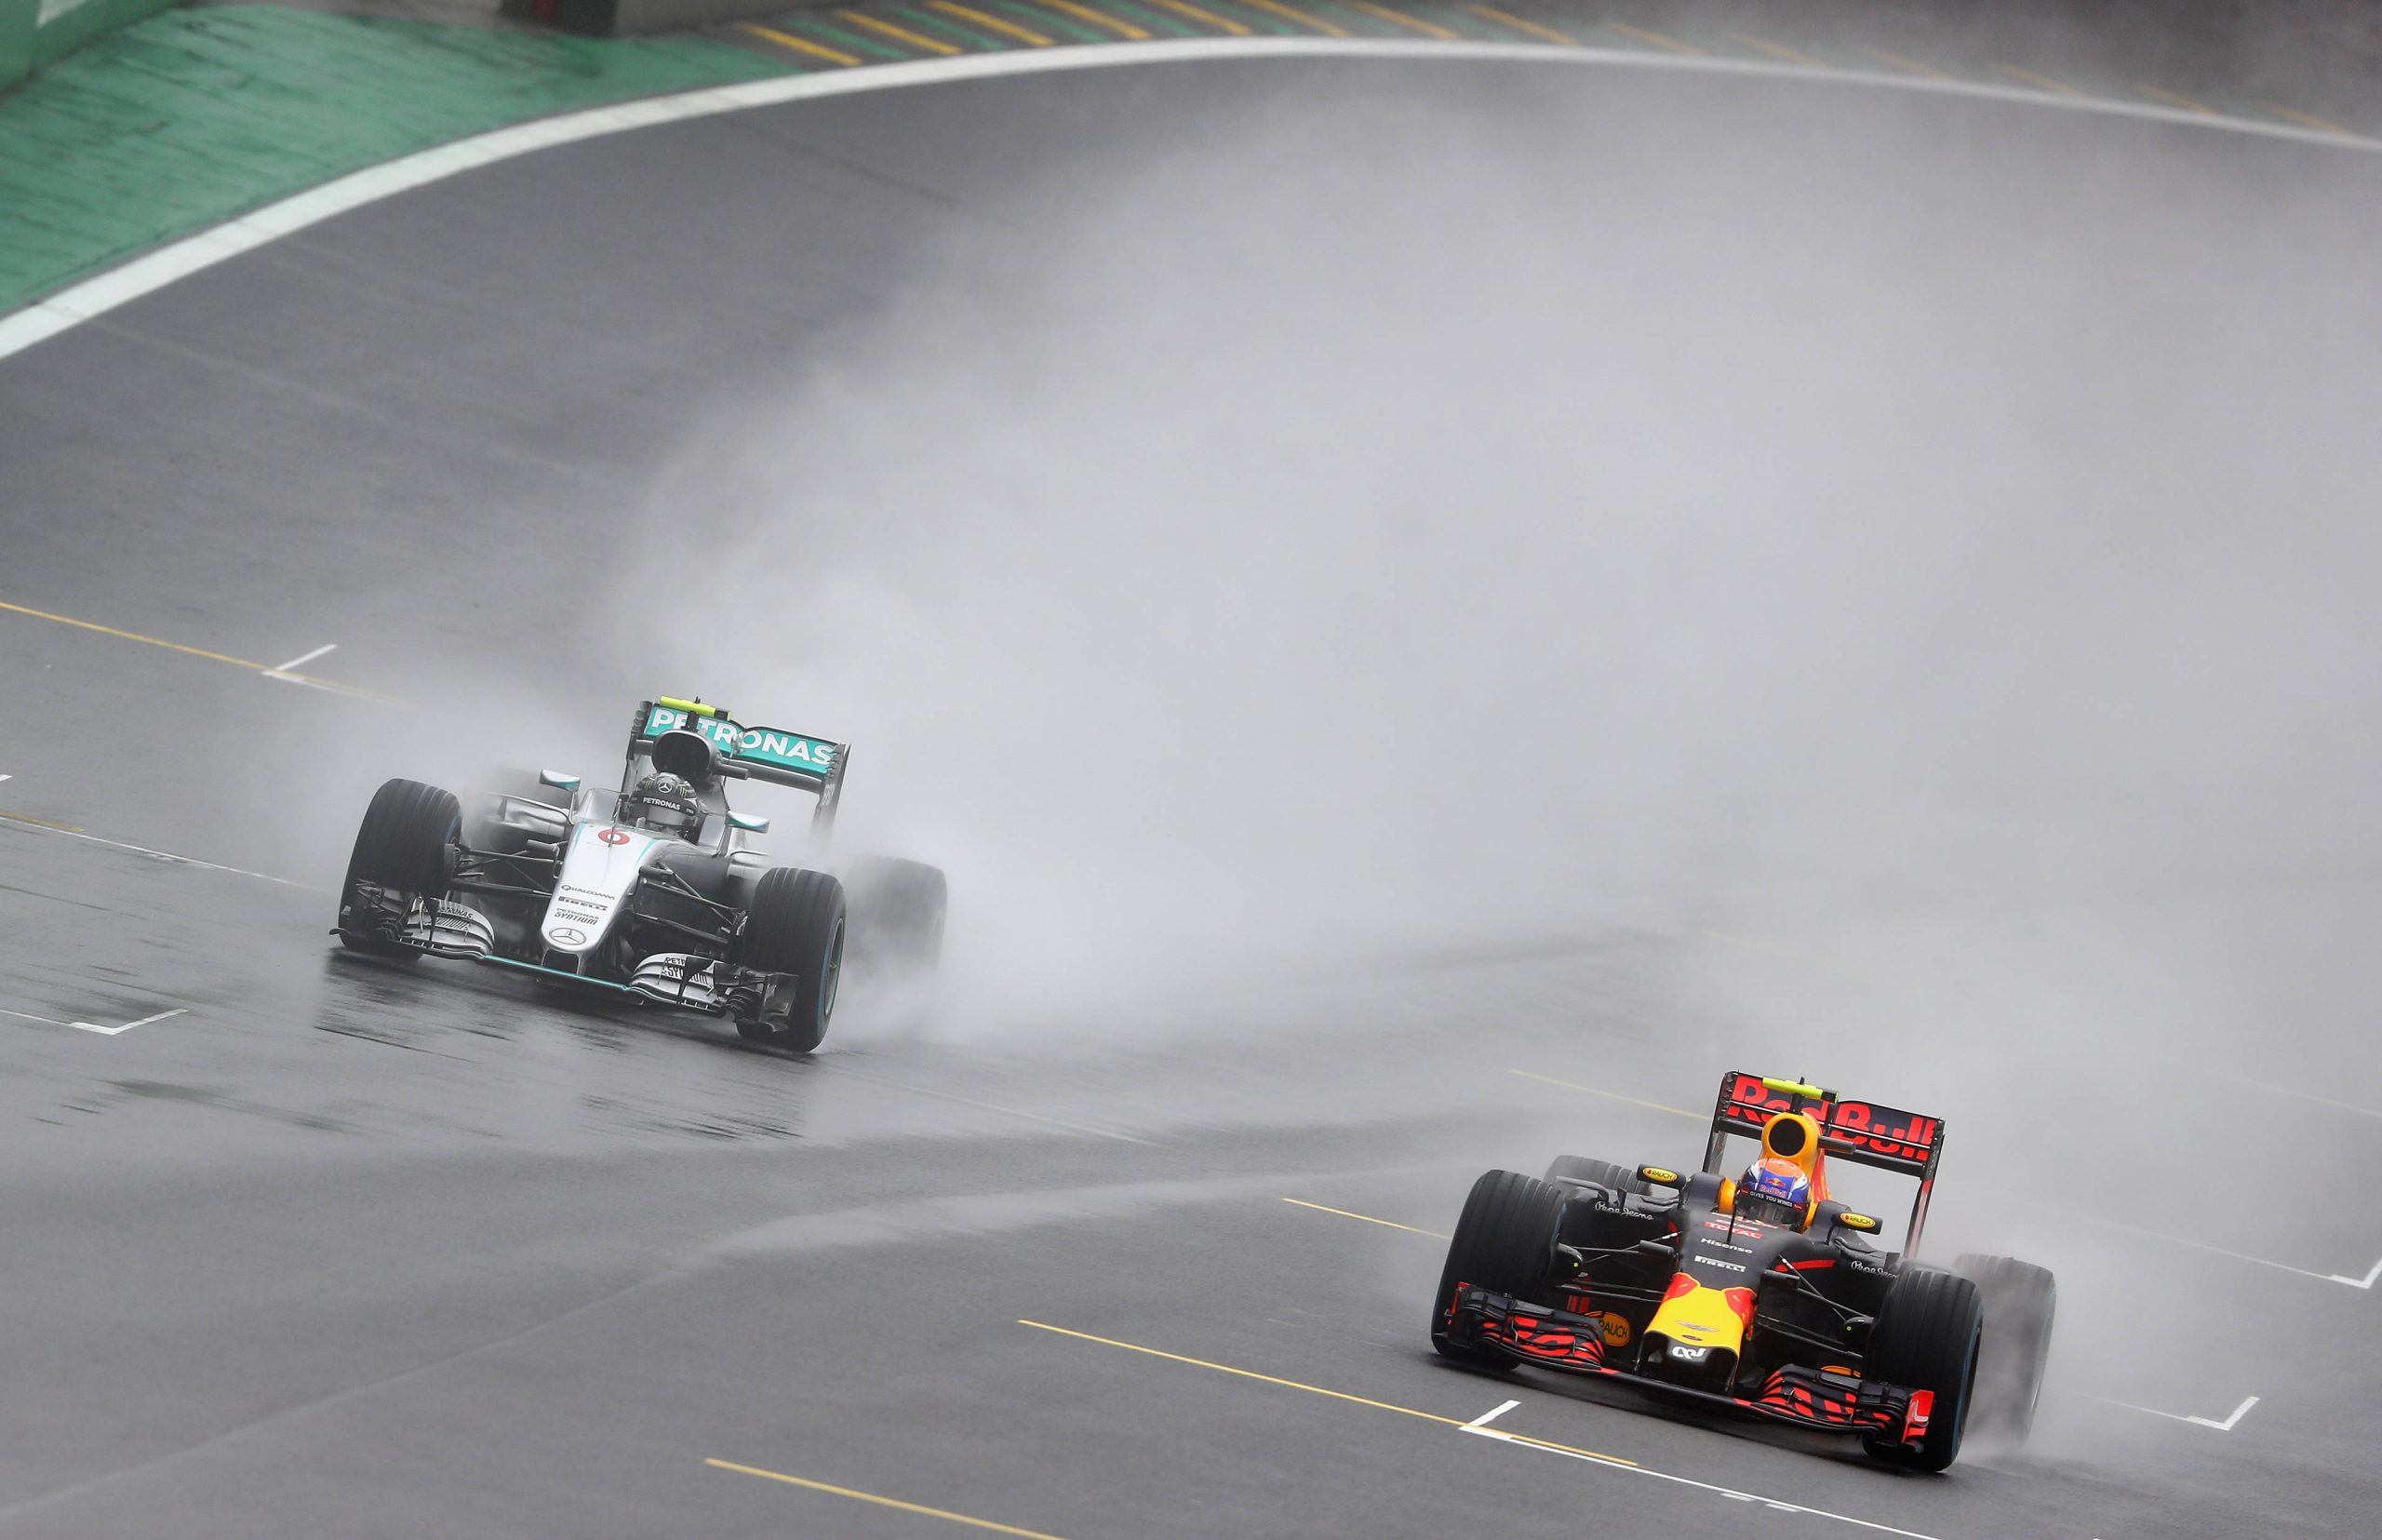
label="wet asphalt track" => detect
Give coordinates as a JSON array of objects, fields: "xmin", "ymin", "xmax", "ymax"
[{"xmin": 4, "ymin": 56, "xmax": 2380, "ymax": 1540}]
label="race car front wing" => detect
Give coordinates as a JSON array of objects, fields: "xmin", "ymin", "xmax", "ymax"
[{"xmin": 1445, "ymin": 1285, "xmax": 1932, "ymax": 1447}]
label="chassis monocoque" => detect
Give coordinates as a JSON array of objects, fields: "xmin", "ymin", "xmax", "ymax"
[
  {"xmin": 1431, "ymin": 1072, "xmax": 2055, "ymax": 1472},
  {"xmin": 332, "ymin": 697, "xmax": 945, "ymax": 1051}
]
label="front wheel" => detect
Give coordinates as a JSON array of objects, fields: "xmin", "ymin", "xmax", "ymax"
[
  {"xmin": 1431, "ymin": 1170, "xmax": 1565, "ymax": 1368},
  {"xmin": 337, "ymin": 778, "xmax": 460, "ymax": 959},
  {"xmin": 735, "ymin": 867, "xmax": 847, "ymax": 1051},
  {"xmin": 1860, "ymin": 1268, "xmax": 1984, "ymax": 1472}
]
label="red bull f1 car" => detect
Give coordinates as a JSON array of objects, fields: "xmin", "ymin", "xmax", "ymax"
[{"xmin": 1431, "ymin": 1072, "xmax": 2055, "ymax": 1471}]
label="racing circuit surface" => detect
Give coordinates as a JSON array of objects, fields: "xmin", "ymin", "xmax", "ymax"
[{"xmin": 5, "ymin": 49, "xmax": 2382, "ymax": 1539}]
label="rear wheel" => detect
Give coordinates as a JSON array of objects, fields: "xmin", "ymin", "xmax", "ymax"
[
  {"xmin": 1431, "ymin": 1170, "xmax": 1565, "ymax": 1368},
  {"xmin": 1953, "ymin": 1252, "xmax": 2056, "ymax": 1444},
  {"xmin": 337, "ymin": 779, "xmax": 460, "ymax": 959},
  {"xmin": 844, "ymin": 856, "xmax": 947, "ymax": 975},
  {"xmin": 735, "ymin": 867, "xmax": 847, "ymax": 1052},
  {"xmin": 1544, "ymin": 1155, "xmax": 1648, "ymax": 1198},
  {"xmin": 1860, "ymin": 1267, "xmax": 1984, "ymax": 1471}
]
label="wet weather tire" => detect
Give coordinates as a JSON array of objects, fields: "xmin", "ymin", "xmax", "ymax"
[
  {"xmin": 1861, "ymin": 1267, "xmax": 1984, "ymax": 1471},
  {"xmin": 1954, "ymin": 1252, "xmax": 2056, "ymax": 1445},
  {"xmin": 736, "ymin": 867, "xmax": 847, "ymax": 1052},
  {"xmin": 337, "ymin": 778, "xmax": 460, "ymax": 959},
  {"xmin": 1544, "ymin": 1156, "xmax": 1648, "ymax": 1199},
  {"xmin": 844, "ymin": 856, "xmax": 947, "ymax": 976},
  {"xmin": 1431, "ymin": 1170, "xmax": 1565, "ymax": 1369}
]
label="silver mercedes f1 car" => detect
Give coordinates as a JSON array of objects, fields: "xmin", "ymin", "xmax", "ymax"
[{"xmin": 332, "ymin": 696, "xmax": 945, "ymax": 1051}]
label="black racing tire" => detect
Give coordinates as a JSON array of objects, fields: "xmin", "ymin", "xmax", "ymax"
[
  {"xmin": 1431, "ymin": 1170, "xmax": 1565, "ymax": 1369},
  {"xmin": 1544, "ymin": 1155, "xmax": 1649, "ymax": 1199},
  {"xmin": 1953, "ymin": 1252, "xmax": 2057, "ymax": 1445},
  {"xmin": 1860, "ymin": 1267, "xmax": 1985, "ymax": 1472},
  {"xmin": 735, "ymin": 866, "xmax": 847, "ymax": 1052},
  {"xmin": 337, "ymin": 778, "xmax": 460, "ymax": 959},
  {"xmin": 844, "ymin": 855, "xmax": 948, "ymax": 975}
]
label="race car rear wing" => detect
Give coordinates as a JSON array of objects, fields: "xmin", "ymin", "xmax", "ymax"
[
  {"xmin": 626, "ymin": 698, "xmax": 849, "ymax": 836},
  {"xmin": 1699, "ymin": 1071, "xmax": 1947, "ymax": 1253}
]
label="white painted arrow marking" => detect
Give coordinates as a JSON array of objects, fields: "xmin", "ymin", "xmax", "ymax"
[
  {"xmin": 73, "ymin": 1008, "xmax": 186, "ymax": 1037},
  {"xmin": 2331, "ymin": 1256, "xmax": 2382, "ymax": 1290},
  {"xmin": 2081, "ymin": 1391, "xmax": 2260, "ymax": 1431},
  {"xmin": 1464, "ymin": 1399, "xmax": 1520, "ymax": 1430}
]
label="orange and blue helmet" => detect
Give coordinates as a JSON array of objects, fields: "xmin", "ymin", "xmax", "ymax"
[{"xmin": 1737, "ymin": 1156, "xmax": 1812, "ymax": 1228}]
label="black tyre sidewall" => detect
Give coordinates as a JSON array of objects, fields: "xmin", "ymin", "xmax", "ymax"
[
  {"xmin": 1545, "ymin": 1155, "xmax": 1650, "ymax": 1198},
  {"xmin": 338, "ymin": 778, "xmax": 461, "ymax": 956},
  {"xmin": 740, "ymin": 867, "xmax": 848, "ymax": 1051},
  {"xmin": 1432, "ymin": 1171, "xmax": 1565, "ymax": 1366},
  {"xmin": 1861, "ymin": 1268, "xmax": 1984, "ymax": 1471}
]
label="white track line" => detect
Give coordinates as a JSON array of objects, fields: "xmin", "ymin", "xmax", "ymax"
[
  {"xmin": 261, "ymin": 642, "xmax": 338, "ymax": 682},
  {"xmin": 74, "ymin": 1008, "xmax": 187, "ymax": 1037},
  {"xmin": 1457, "ymin": 1423, "xmax": 1949, "ymax": 1539},
  {"xmin": 2080, "ymin": 1391, "xmax": 2261, "ymax": 1431},
  {"xmin": 2252, "ymin": 1080, "xmax": 2382, "ymax": 1120},
  {"xmin": 2073, "ymin": 1211, "xmax": 2382, "ymax": 1289},
  {"xmin": 1463, "ymin": 1399, "xmax": 1520, "ymax": 1429},
  {"xmin": 3, "ymin": 38, "xmax": 2377, "ymax": 364},
  {"xmin": 0, "ymin": 812, "xmax": 319, "ymax": 891},
  {"xmin": 2, "ymin": 1004, "xmax": 187, "ymax": 1035}
]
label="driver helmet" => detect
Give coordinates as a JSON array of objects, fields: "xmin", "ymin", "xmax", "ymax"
[
  {"xmin": 623, "ymin": 771, "xmax": 702, "ymax": 837},
  {"xmin": 1735, "ymin": 1156, "xmax": 1813, "ymax": 1229}
]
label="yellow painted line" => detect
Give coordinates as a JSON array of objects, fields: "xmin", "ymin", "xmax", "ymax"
[
  {"xmin": 0, "ymin": 597, "xmax": 270, "ymax": 671},
  {"xmin": 838, "ymin": 10, "xmax": 966, "ymax": 53},
  {"xmin": 0, "ymin": 809, "xmax": 85, "ymax": 833},
  {"xmin": 1993, "ymin": 60, "xmax": 2081, "ymax": 96},
  {"xmin": 1508, "ymin": 1069, "xmax": 1702, "ymax": 1120},
  {"xmin": 736, "ymin": 22, "xmax": 863, "ymax": 64},
  {"xmin": 930, "ymin": 0, "xmax": 1052, "ymax": 43},
  {"xmin": 2135, "ymin": 82, "xmax": 2218, "ymax": 115},
  {"xmin": 0, "ymin": 597, "xmax": 394, "ymax": 702},
  {"xmin": 1338, "ymin": 0, "xmax": 1457, "ymax": 40},
  {"xmin": 1143, "ymin": 0, "xmax": 1250, "ymax": 34},
  {"xmin": 1233, "ymin": 0, "xmax": 1349, "ymax": 37},
  {"xmin": 1731, "ymin": 33, "xmax": 1813, "ymax": 66},
  {"xmin": 1603, "ymin": 20, "xmax": 1698, "ymax": 55},
  {"xmin": 1863, "ymin": 46, "xmax": 1954, "ymax": 81},
  {"xmin": 1468, "ymin": 6, "xmax": 1572, "ymax": 45},
  {"xmin": 705, "ymin": 1460, "xmax": 1072, "ymax": 1539},
  {"xmin": 2258, "ymin": 100, "xmax": 2350, "ymax": 135},
  {"xmin": 1281, "ymin": 1198, "xmax": 1449, "ymax": 1239},
  {"xmin": 1031, "ymin": 0, "xmax": 1150, "ymax": 39},
  {"xmin": 1019, "ymin": 1320, "xmax": 1638, "ymax": 1466}
]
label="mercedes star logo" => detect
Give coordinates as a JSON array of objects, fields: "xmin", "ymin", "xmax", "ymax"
[{"xmin": 547, "ymin": 927, "xmax": 587, "ymax": 946}]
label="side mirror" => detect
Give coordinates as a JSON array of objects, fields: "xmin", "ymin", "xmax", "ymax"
[
  {"xmin": 1631, "ymin": 1237, "xmax": 1676, "ymax": 1260},
  {"xmin": 539, "ymin": 770, "xmax": 582, "ymax": 792},
  {"xmin": 1835, "ymin": 1212, "xmax": 1880, "ymax": 1233},
  {"xmin": 1636, "ymin": 1165, "xmax": 1685, "ymax": 1188},
  {"xmin": 727, "ymin": 811, "xmax": 770, "ymax": 834}
]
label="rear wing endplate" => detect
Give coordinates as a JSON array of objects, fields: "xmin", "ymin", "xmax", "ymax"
[{"xmin": 1699, "ymin": 1071, "xmax": 1947, "ymax": 1252}]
